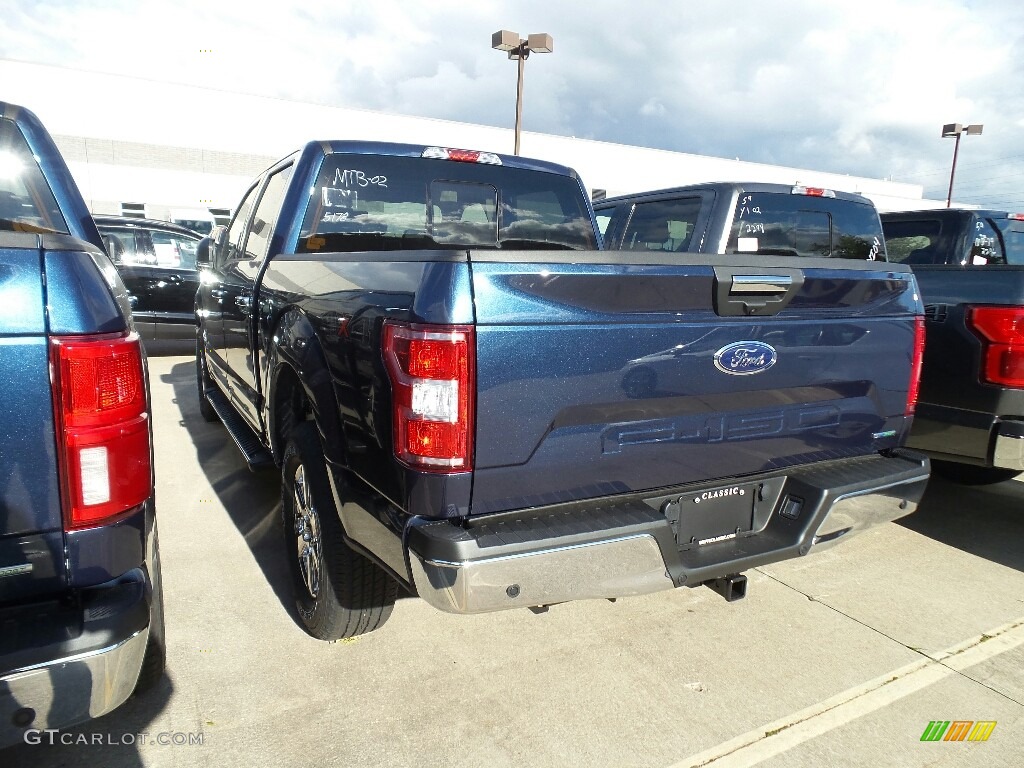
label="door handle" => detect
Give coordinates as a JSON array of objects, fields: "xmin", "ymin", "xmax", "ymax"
[
  {"xmin": 713, "ymin": 268, "xmax": 804, "ymax": 317},
  {"xmin": 235, "ymin": 295, "xmax": 253, "ymax": 312},
  {"xmin": 729, "ymin": 275, "xmax": 794, "ymax": 294}
]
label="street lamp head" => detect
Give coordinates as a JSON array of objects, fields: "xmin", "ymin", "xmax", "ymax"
[
  {"xmin": 942, "ymin": 122, "xmax": 984, "ymax": 137},
  {"xmin": 491, "ymin": 30, "xmax": 519, "ymax": 52},
  {"xmin": 527, "ymin": 33, "xmax": 553, "ymax": 54}
]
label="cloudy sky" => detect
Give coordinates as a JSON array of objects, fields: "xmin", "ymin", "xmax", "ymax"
[{"xmin": 3, "ymin": 0, "xmax": 1022, "ymax": 208}]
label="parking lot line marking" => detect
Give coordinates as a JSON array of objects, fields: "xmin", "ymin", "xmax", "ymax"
[{"xmin": 671, "ymin": 616, "xmax": 1024, "ymax": 768}]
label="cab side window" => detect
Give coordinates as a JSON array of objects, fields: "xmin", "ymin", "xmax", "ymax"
[
  {"xmin": 881, "ymin": 219, "xmax": 942, "ymax": 264},
  {"xmin": 621, "ymin": 198, "xmax": 702, "ymax": 252},
  {"xmin": 245, "ymin": 165, "xmax": 294, "ymax": 264},
  {"xmin": 221, "ymin": 184, "xmax": 260, "ymax": 268}
]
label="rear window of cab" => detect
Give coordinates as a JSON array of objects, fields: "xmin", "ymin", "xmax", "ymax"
[
  {"xmin": 297, "ymin": 153, "xmax": 598, "ymax": 253},
  {"xmin": 725, "ymin": 192, "xmax": 885, "ymax": 260}
]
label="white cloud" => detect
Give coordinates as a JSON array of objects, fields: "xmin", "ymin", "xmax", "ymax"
[{"xmin": 639, "ymin": 99, "xmax": 666, "ymax": 117}]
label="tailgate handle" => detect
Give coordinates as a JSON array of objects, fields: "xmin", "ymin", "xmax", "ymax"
[
  {"xmin": 729, "ymin": 275, "xmax": 793, "ymax": 294},
  {"xmin": 713, "ymin": 267, "xmax": 803, "ymax": 317}
]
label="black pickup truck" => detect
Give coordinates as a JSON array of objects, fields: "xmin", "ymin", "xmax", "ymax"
[
  {"xmin": 0, "ymin": 102, "xmax": 164, "ymax": 747},
  {"xmin": 195, "ymin": 141, "xmax": 929, "ymax": 641},
  {"xmin": 881, "ymin": 208, "xmax": 1024, "ymax": 484},
  {"xmin": 595, "ymin": 182, "xmax": 885, "ymax": 261}
]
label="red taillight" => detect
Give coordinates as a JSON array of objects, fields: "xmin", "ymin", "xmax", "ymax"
[
  {"xmin": 1008, "ymin": 213, "xmax": 1024, "ymax": 221},
  {"xmin": 50, "ymin": 332, "xmax": 152, "ymax": 529},
  {"xmin": 967, "ymin": 306, "xmax": 1024, "ymax": 388},
  {"xmin": 907, "ymin": 316, "xmax": 926, "ymax": 414},
  {"xmin": 382, "ymin": 323, "xmax": 474, "ymax": 471}
]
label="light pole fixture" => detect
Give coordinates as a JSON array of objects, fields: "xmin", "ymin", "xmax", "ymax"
[
  {"xmin": 491, "ymin": 30, "xmax": 553, "ymax": 155},
  {"xmin": 942, "ymin": 122, "xmax": 983, "ymax": 208}
]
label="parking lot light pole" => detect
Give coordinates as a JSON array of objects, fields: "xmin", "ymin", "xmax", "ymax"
[
  {"xmin": 942, "ymin": 123, "xmax": 983, "ymax": 207},
  {"xmin": 491, "ymin": 30, "xmax": 553, "ymax": 155}
]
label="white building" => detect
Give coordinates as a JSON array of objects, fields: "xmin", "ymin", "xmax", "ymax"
[{"xmin": 1, "ymin": 58, "xmax": 941, "ymax": 228}]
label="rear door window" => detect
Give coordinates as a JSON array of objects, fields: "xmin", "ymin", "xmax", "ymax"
[
  {"xmin": 726, "ymin": 192, "xmax": 884, "ymax": 260},
  {"xmin": 101, "ymin": 228, "xmax": 142, "ymax": 264},
  {"xmin": 151, "ymin": 230, "xmax": 201, "ymax": 269},
  {"xmin": 881, "ymin": 219, "xmax": 944, "ymax": 264},
  {"xmin": 620, "ymin": 198, "xmax": 702, "ymax": 252}
]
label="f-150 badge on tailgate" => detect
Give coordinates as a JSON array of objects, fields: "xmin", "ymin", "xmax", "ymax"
[{"xmin": 714, "ymin": 341, "xmax": 777, "ymax": 375}]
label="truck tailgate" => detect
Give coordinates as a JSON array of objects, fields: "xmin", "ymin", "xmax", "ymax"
[
  {"xmin": 0, "ymin": 238, "xmax": 66, "ymax": 602},
  {"xmin": 468, "ymin": 253, "xmax": 920, "ymax": 514}
]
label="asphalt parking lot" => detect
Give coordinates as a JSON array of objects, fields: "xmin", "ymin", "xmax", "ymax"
[{"xmin": 6, "ymin": 349, "xmax": 1024, "ymax": 767}]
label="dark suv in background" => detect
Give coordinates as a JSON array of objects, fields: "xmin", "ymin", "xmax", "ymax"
[{"xmin": 95, "ymin": 215, "xmax": 203, "ymax": 340}]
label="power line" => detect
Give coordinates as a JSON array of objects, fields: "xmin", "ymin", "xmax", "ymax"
[{"xmin": 895, "ymin": 154, "xmax": 1024, "ymax": 181}]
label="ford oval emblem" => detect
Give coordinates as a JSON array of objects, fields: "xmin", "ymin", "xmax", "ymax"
[{"xmin": 714, "ymin": 341, "xmax": 777, "ymax": 375}]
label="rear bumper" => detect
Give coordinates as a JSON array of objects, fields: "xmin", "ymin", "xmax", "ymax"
[
  {"xmin": 993, "ymin": 422, "xmax": 1024, "ymax": 471},
  {"xmin": 909, "ymin": 402, "xmax": 1024, "ymax": 470},
  {"xmin": 409, "ymin": 451, "xmax": 930, "ymax": 614},
  {"xmin": 0, "ymin": 570, "xmax": 153, "ymax": 747}
]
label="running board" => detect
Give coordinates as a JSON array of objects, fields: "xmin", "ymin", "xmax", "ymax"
[{"xmin": 204, "ymin": 385, "xmax": 275, "ymax": 471}]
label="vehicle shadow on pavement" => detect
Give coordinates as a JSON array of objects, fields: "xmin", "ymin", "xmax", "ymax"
[
  {"xmin": 4, "ymin": 676, "xmax": 174, "ymax": 767},
  {"xmin": 899, "ymin": 474, "xmax": 1024, "ymax": 573},
  {"xmin": 161, "ymin": 360, "xmax": 302, "ymax": 627}
]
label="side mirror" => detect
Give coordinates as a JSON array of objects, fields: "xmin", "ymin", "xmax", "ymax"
[
  {"xmin": 197, "ymin": 225, "xmax": 228, "ymax": 267},
  {"xmin": 195, "ymin": 237, "xmax": 212, "ymax": 266}
]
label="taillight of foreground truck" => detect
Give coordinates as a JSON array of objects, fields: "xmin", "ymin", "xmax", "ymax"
[
  {"xmin": 50, "ymin": 331, "xmax": 152, "ymax": 529},
  {"xmin": 967, "ymin": 306, "xmax": 1024, "ymax": 388},
  {"xmin": 382, "ymin": 323, "xmax": 475, "ymax": 472},
  {"xmin": 907, "ymin": 315, "xmax": 926, "ymax": 414}
]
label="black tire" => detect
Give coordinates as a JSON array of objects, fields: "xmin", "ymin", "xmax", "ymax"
[
  {"xmin": 196, "ymin": 332, "xmax": 219, "ymax": 423},
  {"xmin": 281, "ymin": 423, "xmax": 397, "ymax": 640},
  {"xmin": 932, "ymin": 461, "xmax": 1021, "ymax": 486}
]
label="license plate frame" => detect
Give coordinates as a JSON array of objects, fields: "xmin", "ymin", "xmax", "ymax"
[{"xmin": 670, "ymin": 482, "xmax": 757, "ymax": 549}]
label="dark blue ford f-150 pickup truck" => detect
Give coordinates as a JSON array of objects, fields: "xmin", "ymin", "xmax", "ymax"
[
  {"xmin": 0, "ymin": 102, "xmax": 164, "ymax": 747},
  {"xmin": 195, "ymin": 140, "xmax": 930, "ymax": 641},
  {"xmin": 881, "ymin": 208, "xmax": 1024, "ymax": 485}
]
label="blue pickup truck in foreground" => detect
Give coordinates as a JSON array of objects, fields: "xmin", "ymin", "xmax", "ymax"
[
  {"xmin": 0, "ymin": 103, "xmax": 164, "ymax": 746},
  {"xmin": 195, "ymin": 140, "xmax": 931, "ymax": 640}
]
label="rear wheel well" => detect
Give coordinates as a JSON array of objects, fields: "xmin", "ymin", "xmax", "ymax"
[{"xmin": 271, "ymin": 364, "xmax": 312, "ymax": 465}]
